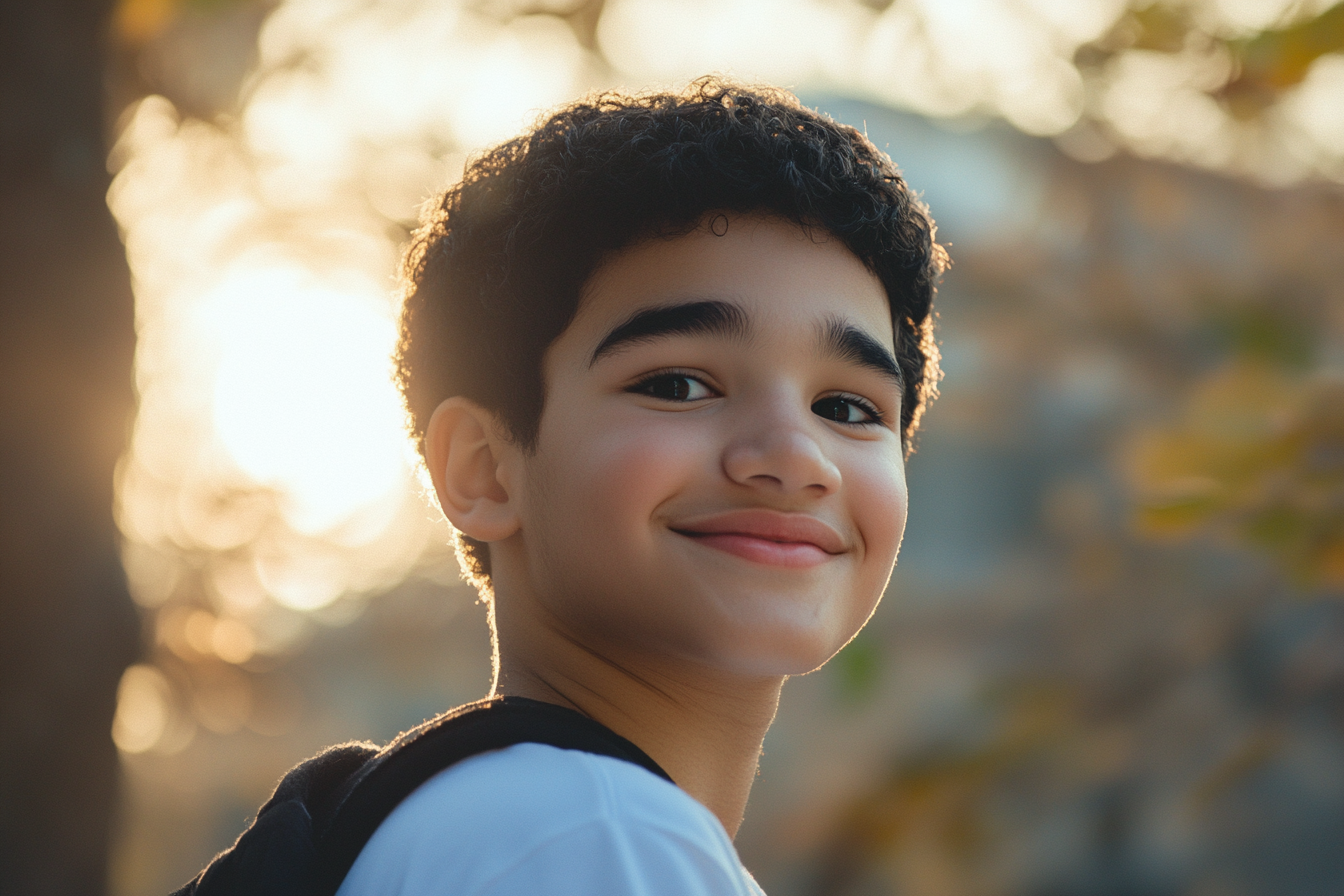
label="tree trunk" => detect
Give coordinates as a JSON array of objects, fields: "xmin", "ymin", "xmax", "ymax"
[{"xmin": 0, "ymin": 1, "xmax": 140, "ymax": 893}]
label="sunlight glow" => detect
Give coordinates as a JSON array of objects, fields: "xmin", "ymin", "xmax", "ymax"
[
  {"xmin": 1283, "ymin": 54, "xmax": 1344, "ymax": 178},
  {"xmin": 913, "ymin": 0, "xmax": 1086, "ymax": 134},
  {"xmin": 1102, "ymin": 50, "xmax": 1236, "ymax": 167},
  {"xmin": 202, "ymin": 266, "xmax": 405, "ymax": 534},
  {"xmin": 598, "ymin": 0, "xmax": 868, "ymax": 87},
  {"xmin": 110, "ymin": 84, "xmax": 446, "ymax": 629}
]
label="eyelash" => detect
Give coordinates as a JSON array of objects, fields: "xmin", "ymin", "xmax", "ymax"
[{"xmin": 628, "ymin": 371, "xmax": 886, "ymax": 427}]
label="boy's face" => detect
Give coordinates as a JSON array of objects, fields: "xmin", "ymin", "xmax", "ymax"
[{"xmin": 498, "ymin": 214, "xmax": 907, "ymax": 677}]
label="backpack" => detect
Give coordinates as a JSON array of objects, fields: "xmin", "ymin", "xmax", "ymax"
[{"xmin": 172, "ymin": 695, "xmax": 673, "ymax": 896}]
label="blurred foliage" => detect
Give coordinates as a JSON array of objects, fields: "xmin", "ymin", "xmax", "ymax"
[
  {"xmin": 1130, "ymin": 353, "xmax": 1344, "ymax": 588},
  {"xmin": 811, "ymin": 669, "xmax": 1311, "ymax": 895},
  {"xmin": 833, "ymin": 629, "xmax": 885, "ymax": 703},
  {"xmin": 1224, "ymin": 2, "xmax": 1344, "ymax": 116},
  {"xmin": 1079, "ymin": 1, "xmax": 1344, "ymax": 119},
  {"xmin": 813, "ymin": 683, "xmax": 1083, "ymax": 895}
]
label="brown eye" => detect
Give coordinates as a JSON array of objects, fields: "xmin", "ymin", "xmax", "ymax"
[
  {"xmin": 633, "ymin": 373, "xmax": 712, "ymax": 402},
  {"xmin": 653, "ymin": 375, "xmax": 690, "ymax": 401},
  {"xmin": 812, "ymin": 395, "xmax": 880, "ymax": 424}
]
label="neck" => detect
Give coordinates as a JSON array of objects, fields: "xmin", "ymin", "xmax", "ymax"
[{"xmin": 491, "ymin": 599, "xmax": 783, "ymax": 838}]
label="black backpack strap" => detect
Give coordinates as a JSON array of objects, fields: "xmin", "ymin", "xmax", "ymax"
[
  {"xmin": 311, "ymin": 695, "xmax": 673, "ymax": 895},
  {"xmin": 170, "ymin": 741, "xmax": 379, "ymax": 896}
]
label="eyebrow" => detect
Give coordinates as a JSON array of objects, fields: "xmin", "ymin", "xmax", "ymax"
[
  {"xmin": 819, "ymin": 316, "xmax": 903, "ymax": 387},
  {"xmin": 589, "ymin": 300, "xmax": 750, "ymax": 366}
]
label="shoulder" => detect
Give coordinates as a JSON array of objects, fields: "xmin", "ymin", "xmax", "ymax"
[{"xmin": 336, "ymin": 742, "xmax": 763, "ymax": 896}]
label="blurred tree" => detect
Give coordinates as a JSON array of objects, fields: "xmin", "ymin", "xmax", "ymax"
[
  {"xmin": 1130, "ymin": 345, "xmax": 1344, "ymax": 588},
  {"xmin": 1218, "ymin": 2, "xmax": 1344, "ymax": 117},
  {"xmin": 1077, "ymin": 0, "xmax": 1344, "ymax": 119},
  {"xmin": 0, "ymin": 1, "xmax": 140, "ymax": 893}
]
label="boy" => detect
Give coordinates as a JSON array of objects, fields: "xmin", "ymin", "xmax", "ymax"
[{"xmin": 181, "ymin": 77, "xmax": 944, "ymax": 896}]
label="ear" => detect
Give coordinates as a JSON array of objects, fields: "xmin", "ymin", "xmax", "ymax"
[{"xmin": 424, "ymin": 397, "xmax": 521, "ymax": 543}]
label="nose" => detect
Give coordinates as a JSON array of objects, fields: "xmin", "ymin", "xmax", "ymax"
[{"xmin": 721, "ymin": 396, "xmax": 841, "ymax": 496}]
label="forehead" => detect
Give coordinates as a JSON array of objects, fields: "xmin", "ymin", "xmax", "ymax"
[{"xmin": 567, "ymin": 214, "xmax": 893, "ymax": 350}]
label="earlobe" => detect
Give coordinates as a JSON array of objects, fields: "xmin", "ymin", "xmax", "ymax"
[{"xmin": 424, "ymin": 397, "xmax": 520, "ymax": 543}]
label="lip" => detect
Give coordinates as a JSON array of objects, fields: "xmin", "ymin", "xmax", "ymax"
[{"xmin": 671, "ymin": 509, "xmax": 847, "ymax": 568}]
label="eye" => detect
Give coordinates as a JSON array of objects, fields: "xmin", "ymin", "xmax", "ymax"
[
  {"xmin": 812, "ymin": 393, "xmax": 883, "ymax": 425},
  {"xmin": 630, "ymin": 371, "xmax": 715, "ymax": 402}
]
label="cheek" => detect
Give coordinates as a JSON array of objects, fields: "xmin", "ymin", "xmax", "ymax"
[
  {"xmin": 524, "ymin": 408, "xmax": 719, "ymax": 655},
  {"xmin": 598, "ymin": 422, "xmax": 708, "ymax": 505},
  {"xmin": 845, "ymin": 447, "xmax": 908, "ymax": 601},
  {"xmin": 791, "ymin": 450, "xmax": 905, "ymax": 672},
  {"xmin": 833, "ymin": 448, "xmax": 908, "ymax": 652},
  {"xmin": 532, "ymin": 408, "xmax": 710, "ymax": 556}
]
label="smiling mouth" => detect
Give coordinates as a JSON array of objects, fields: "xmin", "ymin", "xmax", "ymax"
[{"xmin": 671, "ymin": 510, "xmax": 846, "ymax": 569}]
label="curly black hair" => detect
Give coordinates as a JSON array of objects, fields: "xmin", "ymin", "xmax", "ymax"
[{"xmin": 395, "ymin": 77, "xmax": 947, "ymax": 594}]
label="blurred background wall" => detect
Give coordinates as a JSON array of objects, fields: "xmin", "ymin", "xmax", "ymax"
[{"xmin": 1, "ymin": 1, "xmax": 1342, "ymax": 894}]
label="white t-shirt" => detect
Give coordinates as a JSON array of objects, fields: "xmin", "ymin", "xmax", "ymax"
[{"xmin": 335, "ymin": 741, "xmax": 767, "ymax": 896}]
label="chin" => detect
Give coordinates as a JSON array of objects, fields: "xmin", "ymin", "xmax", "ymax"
[
  {"xmin": 699, "ymin": 619, "xmax": 857, "ymax": 679},
  {"xmin": 694, "ymin": 584, "xmax": 881, "ymax": 679}
]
